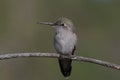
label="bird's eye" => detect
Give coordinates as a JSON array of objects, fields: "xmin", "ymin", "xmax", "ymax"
[{"xmin": 61, "ymin": 23, "xmax": 64, "ymax": 26}]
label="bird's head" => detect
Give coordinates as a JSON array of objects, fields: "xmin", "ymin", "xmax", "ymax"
[{"xmin": 37, "ymin": 17, "xmax": 75, "ymax": 32}]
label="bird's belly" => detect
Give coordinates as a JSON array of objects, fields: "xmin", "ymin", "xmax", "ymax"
[{"xmin": 54, "ymin": 32, "xmax": 76, "ymax": 54}]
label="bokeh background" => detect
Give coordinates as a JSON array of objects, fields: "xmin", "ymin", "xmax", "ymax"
[{"xmin": 0, "ymin": 0, "xmax": 120, "ymax": 80}]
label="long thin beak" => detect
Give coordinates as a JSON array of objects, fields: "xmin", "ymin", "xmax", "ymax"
[{"xmin": 37, "ymin": 21, "xmax": 54, "ymax": 26}]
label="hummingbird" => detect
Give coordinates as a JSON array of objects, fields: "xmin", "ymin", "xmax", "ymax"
[{"xmin": 37, "ymin": 17, "xmax": 77, "ymax": 78}]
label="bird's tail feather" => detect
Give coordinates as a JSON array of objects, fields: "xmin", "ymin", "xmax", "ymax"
[{"xmin": 58, "ymin": 57, "xmax": 72, "ymax": 77}]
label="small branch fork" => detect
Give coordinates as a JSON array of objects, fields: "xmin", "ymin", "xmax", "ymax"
[{"xmin": 0, "ymin": 53, "xmax": 120, "ymax": 70}]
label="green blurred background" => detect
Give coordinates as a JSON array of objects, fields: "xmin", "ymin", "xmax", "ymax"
[{"xmin": 0, "ymin": 0, "xmax": 120, "ymax": 80}]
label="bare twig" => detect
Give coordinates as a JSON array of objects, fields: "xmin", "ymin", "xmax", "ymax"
[{"xmin": 0, "ymin": 53, "xmax": 120, "ymax": 70}]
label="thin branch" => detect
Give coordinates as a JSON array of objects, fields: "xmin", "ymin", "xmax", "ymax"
[{"xmin": 0, "ymin": 53, "xmax": 120, "ymax": 70}]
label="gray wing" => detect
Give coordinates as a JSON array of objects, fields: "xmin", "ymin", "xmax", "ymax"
[{"xmin": 72, "ymin": 46, "xmax": 76, "ymax": 55}]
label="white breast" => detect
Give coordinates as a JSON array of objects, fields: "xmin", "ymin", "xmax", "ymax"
[{"xmin": 54, "ymin": 28, "xmax": 77, "ymax": 54}]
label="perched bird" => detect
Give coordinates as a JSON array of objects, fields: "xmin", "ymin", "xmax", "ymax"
[{"xmin": 37, "ymin": 17, "xmax": 77, "ymax": 78}]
